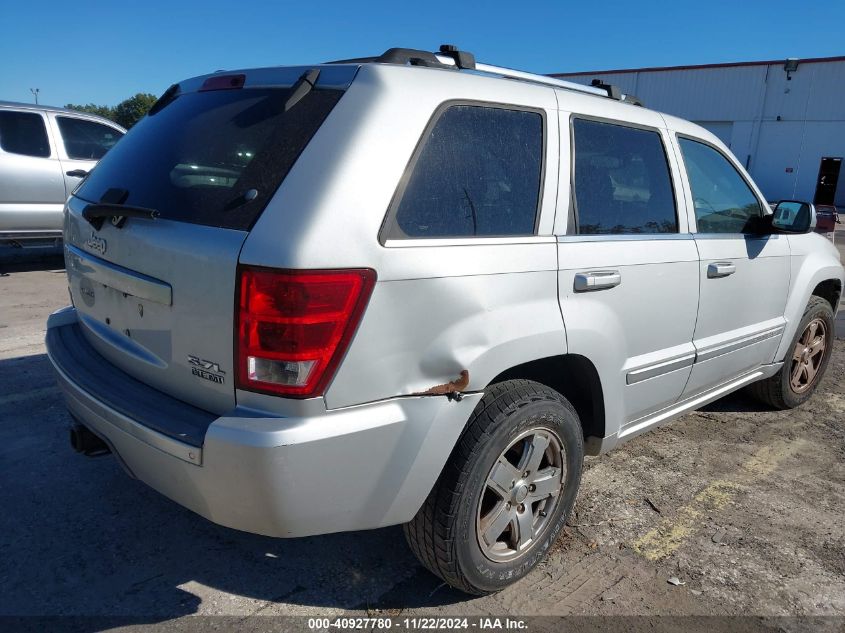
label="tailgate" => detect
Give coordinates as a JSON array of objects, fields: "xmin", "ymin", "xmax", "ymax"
[
  {"xmin": 59, "ymin": 68, "xmax": 353, "ymax": 415},
  {"xmin": 65, "ymin": 196, "xmax": 246, "ymax": 414}
]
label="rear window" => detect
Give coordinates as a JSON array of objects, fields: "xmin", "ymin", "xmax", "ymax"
[{"xmin": 75, "ymin": 86, "xmax": 344, "ymax": 230}]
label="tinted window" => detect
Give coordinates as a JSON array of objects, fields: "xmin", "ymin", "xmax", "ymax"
[
  {"xmin": 573, "ymin": 119, "xmax": 677, "ymax": 234},
  {"xmin": 678, "ymin": 138, "xmax": 762, "ymax": 234},
  {"xmin": 386, "ymin": 105, "xmax": 543, "ymax": 239},
  {"xmin": 0, "ymin": 111, "xmax": 50, "ymax": 157},
  {"xmin": 75, "ymin": 87, "xmax": 344, "ymax": 231},
  {"xmin": 57, "ymin": 116, "xmax": 123, "ymax": 160}
]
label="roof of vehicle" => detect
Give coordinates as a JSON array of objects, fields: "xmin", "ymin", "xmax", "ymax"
[
  {"xmin": 176, "ymin": 45, "xmax": 635, "ymax": 108},
  {"xmin": 0, "ymin": 100, "xmax": 124, "ymax": 130},
  {"xmin": 181, "ymin": 49, "xmax": 721, "ymax": 150}
]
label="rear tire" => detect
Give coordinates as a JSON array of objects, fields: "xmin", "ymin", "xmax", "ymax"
[
  {"xmin": 748, "ymin": 296, "xmax": 834, "ymax": 409},
  {"xmin": 403, "ymin": 380, "xmax": 584, "ymax": 595}
]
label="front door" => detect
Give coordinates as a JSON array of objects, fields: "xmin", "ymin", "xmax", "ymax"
[
  {"xmin": 674, "ymin": 136, "xmax": 790, "ymax": 397},
  {"xmin": 814, "ymin": 157, "xmax": 842, "ymax": 206}
]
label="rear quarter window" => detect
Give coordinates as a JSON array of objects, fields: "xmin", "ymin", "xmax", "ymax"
[
  {"xmin": 75, "ymin": 87, "xmax": 344, "ymax": 231},
  {"xmin": 383, "ymin": 104, "xmax": 544, "ymax": 240}
]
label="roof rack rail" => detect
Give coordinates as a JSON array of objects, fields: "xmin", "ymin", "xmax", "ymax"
[
  {"xmin": 329, "ymin": 45, "xmax": 643, "ymax": 105},
  {"xmin": 590, "ymin": 79, "xmax": 643, "ymax": 106}
]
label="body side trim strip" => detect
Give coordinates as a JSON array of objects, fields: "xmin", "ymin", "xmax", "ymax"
[
  {"xmin": 695, "ymin": 326, "xmax": 784, "ymax": 364},
  {"xmin": 620, "ymin": 369, "xmax": 766, "ymax": 439},
  {"xmin": 626, "ymin": 353, "xmax": 696, "ymax": 385},
  {"xmin": 625, "ymin": 325, "xmax": 784, "ymax": 385}
]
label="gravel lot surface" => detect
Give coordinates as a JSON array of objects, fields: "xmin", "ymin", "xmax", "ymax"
[{"xmin": 1, "ymin": 241, "xmax": 843, "ymax": 626}]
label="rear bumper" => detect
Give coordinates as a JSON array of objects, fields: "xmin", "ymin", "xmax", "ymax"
[{"xmin": 46, "ymin": 307, "xmax": 480, "ymax": 538}]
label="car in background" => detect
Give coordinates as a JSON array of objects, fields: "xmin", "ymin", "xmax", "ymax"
[
  {"xmin": 815, "ymin": 204, "xmax": 840, "ymax": 234},
  {"xmin": 0, "ymin": 101, "xmax": 125, "ymax": 245}
]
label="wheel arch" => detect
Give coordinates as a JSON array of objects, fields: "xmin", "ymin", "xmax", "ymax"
[
  {"xmin": 776, "ymin": 262, "xmax": 844, "ymax": 363},
  {"xmin": 812, "ymin": 278, "xmax": 842, "ymax": 313},
  {"xmin": 487, "ymin": 354, "xmax": 606, "ymax": 455}
]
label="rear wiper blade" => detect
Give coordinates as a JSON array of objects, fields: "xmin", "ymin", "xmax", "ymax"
[
  {"xmin": 82, "ymin": 203, "xmax": 160, "ymax": 230},
  {"xmin": 224, "ymin": 188, "xmax": 259, "ymax": 212}
]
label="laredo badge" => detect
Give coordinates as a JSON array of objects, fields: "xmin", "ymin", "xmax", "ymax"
[{"xmin": 188, "ymin": 355, "xmax": 225, "ymax": 384}]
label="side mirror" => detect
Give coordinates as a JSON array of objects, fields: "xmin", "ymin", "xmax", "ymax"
[{"xmin": 771, "ymin": 200, "xmax": 816, "ymax": 233}]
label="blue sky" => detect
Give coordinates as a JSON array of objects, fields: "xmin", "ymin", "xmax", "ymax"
[{"xmin": 2, "ymin": 0, "xmax": 843, "ymax": 107}]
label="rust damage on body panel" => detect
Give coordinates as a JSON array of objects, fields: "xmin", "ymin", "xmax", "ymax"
[{"xmin": 417, "ymin": 370, "xmax": 470, "ymax": 401}]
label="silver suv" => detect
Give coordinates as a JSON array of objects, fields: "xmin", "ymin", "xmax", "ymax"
[
  {"xmin": 0, "ymin": 101, "xmax": 125, "ymax": 244},
  {"xmin": 46, "ymin": 46, "xmax": 843, "ymax": 595}
]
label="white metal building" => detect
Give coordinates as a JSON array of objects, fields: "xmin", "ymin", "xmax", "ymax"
[{"xmin": 554, "ymin": 56, "xmax": 845, "ymax": 207}]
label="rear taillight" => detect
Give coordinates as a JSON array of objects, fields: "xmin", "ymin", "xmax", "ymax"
[{"xmin": 236, "ymin": 266, "xmax": 376, "ymax": 398}]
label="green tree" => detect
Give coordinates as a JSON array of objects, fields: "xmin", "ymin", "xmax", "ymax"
[
  {"xmin": 64, "ymin": 103, "xmax": 115, "ymax": 121},
  {"xmin": 112, "ymin": 93, "xmax": 158, "ymax": 129}
]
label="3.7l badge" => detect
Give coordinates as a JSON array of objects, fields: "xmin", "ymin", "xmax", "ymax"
[{"xmin": 188, "ymin": 355, "xmax": 225, "ymax": 385}]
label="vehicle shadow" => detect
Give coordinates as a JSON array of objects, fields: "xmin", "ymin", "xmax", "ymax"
[
  {"xmin": 0, "ymin": 353, "xmax": 471, "ymax": 625},
  {"xmin": 6, "ymin": 350, "xmax": 801, "ymax": 623},
  {"xmin": 698, "ymin": 388, "xmax": 772, "ymax": 413},
  {"xmin": 0, "ymin": 250, "xmax": 64, "ymax": 274}
]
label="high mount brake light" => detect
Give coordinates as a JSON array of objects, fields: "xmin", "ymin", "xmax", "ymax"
[
  {"xmin": 200, "ymin": 74, "xmax": 246, "ymax": 91},
  {"xmin": 236, "ymin": 267, "xmax": 376, "ymax": 398}
]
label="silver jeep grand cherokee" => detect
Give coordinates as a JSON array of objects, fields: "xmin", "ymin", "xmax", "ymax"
[{"xmin": 46, "ymin": 46, "xmax": 844, "ymax": 595}]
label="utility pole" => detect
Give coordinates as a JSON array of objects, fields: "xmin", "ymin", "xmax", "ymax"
[{"xmin": 30, "ymin": 88, "xmax": 39, "ymax": 104}]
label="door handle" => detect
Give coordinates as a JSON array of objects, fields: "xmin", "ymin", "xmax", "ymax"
[
  {"xmin": 574, "ymin": 270, "xmax": 621, "ymax": 292},
  {"xmin": 66, "ymin": 169, "xmax": 88, "ymax": 178},
  {"xmin": 707, "ymin": 262, "xmax": 736, "ymax": 278}
]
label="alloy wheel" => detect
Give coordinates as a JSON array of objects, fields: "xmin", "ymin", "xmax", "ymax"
[
  {"xmin": 475, "ymin": 428, "xmax": 565, "ymax": 562},
  {"xmin": 790, "ymin": 318, "xmax": 828, "ymax": 394}
]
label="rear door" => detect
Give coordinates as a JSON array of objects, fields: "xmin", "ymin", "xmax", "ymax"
[
  {"xmin": 556, "ymin": 109, "xmax": 699, "ymax": 434},
  {"xmin": 48, "ymin": 114, "xmax": 124, "ymax": 195},
  {"xmin": 0, "ymin": 108, "xmax": 65, "ymax": 236},
  {"xmin": 673, "ymin": 135, "xmax": 790, "ymax": 397},
  {"xmin": 63, "ymin": 67, "xmax": 354, "ymax": 414}
]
